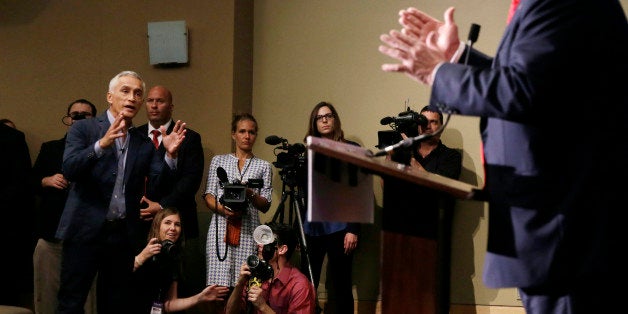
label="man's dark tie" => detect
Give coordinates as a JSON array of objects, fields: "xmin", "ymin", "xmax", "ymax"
[
  {"xmin": 151, "ymin": 130, "xmax": 160, "ymax": 149},
  {"xmin": 507, "ymin": 0, "xmax": 520, "ymax": 24}
]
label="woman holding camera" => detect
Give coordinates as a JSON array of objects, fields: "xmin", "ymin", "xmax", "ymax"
[
  {"xmin": 133, "ymin": 207, "xmax": 230, "ymax": 313},
  {"xmin": 203, "ymin": 113, "xmax": 273, "ymax": 313}
]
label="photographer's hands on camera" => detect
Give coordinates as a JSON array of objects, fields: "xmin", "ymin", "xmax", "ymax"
[
  {"xmin": 236, "ymin": 262, "xmax": 271, "ymax": 311},
  {"xmin": 397, "ymin": 132, "xmax": 427, "ymax": 172},
  {"xmin": 133, "ymin": 238, "xmax": 162, "ymax": 271}
]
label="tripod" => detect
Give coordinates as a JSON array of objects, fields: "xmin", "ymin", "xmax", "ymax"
[{"xmin": 271, "ymin": 168, "xmax": 318, "ymax": 305}]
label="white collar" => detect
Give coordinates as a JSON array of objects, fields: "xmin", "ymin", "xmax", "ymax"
[{"xmin": 148, "ymin": 119, "xmax": 172, "ymax": 136}]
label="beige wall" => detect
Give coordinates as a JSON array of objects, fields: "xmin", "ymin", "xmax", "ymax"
[{"xmin": 3, "ymin": 0, "xmax": 627, "ymax": 309}]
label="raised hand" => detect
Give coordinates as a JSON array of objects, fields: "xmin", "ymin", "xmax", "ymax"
[
  {"xmin": 100, "ymin": 113, "xmax": 127, "ymax": 148},
  {"xmin": 379, "ymin": 7, "xmax": 458, "ymax": 85},
  {"xmin": 401, "ymin": 7, "xmax": 460, "ymax": 60},
  {"xmin": 161, "ymin": 120, "xmax": 187, "ymax": 158}
]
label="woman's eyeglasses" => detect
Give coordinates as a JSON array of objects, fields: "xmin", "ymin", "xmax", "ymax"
[{"xmin": 315, "ymin": 113, "xmax": 334, "ymax": 121}]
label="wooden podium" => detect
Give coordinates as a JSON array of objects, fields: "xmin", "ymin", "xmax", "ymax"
[{"xmin": 306, "ymin": 136, "xmax": 480, "ymax": 314}]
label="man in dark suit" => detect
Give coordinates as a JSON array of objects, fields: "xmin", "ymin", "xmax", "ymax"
[
  {"xmin": 55, "ymin": 71, "xmax": 187, "ymax": 314},
  {"xmin": 0, "ymin": 122, "xmax": 34, "ymax": 307},
  {"xmin": 137, "ymin": 85, "xmax": 206, "ymax": 299},
  {"xmin": 379, "ymin": 1, "xmax": 627, "ymax": 313},
  {"xmin": 32, "ymin": 98, "xmax": 98, "ymax": 314}
]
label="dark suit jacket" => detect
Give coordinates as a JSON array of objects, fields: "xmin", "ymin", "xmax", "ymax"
[
  {"xmin": 32, "ymin": 136, "xmax": 68, "ymax": 241},
  {"xmin": 0, "ymin": 124, "xmax": 35, "ymax": 299},
  {"xmin": 56, "ymin": 112, "xmax": 175, "ymax": 248},
  {"xmin": 431, "ymin": 0, "xmax": 628, "ymax": 289},
  {"xmin": 137, "ymin": 121, "xmax": 204, "ymax": 238}
]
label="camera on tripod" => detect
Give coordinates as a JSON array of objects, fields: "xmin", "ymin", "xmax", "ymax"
[
  {"xmin": 217, "ymin": 166, "xmax": 263, "ymax": 212},
  {"xmin": 265, "ymin": 135, "xmax": 307, "ymax": 188}
]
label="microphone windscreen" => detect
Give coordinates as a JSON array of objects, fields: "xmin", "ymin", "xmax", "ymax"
[
  {"xmin": 253, "ymin": 225, "xmax": 275, "ymax": 245},
  {"xmin": 380, "ymin": 117, "xmax": 394, "ymax": 125},
  {"xmin": 217, "ymin": 167, "xmax": 229, "ymax": 184},
  {"xmin": 265, "ymin": 135, "xmax": 284, "ymax": 145},
  {"xmin": 468, "ymin": 23, "xmax": 481, "ymax": 43}
]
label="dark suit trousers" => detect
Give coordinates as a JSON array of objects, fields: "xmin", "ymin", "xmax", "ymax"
[{"xmin": 58, "ymin": 220, "xmax": 135, "ymax": 314}]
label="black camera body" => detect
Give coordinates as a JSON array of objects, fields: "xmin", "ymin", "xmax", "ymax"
[
  {"xmin": 220, "ymin": 179, "xmax": 263, "ymax": 212},
  {"xmin": 246, "ymin": 254, "xmax": 273, "ymax": 287},
  {"xmin": 378, "ymin": 107, "xmax": 428, "ymax": 165},
  {"xmin": 266, "ymin": 136, "xmax": 307, "ymax": 188},
  {"xmin": 160, "ymin": 239, "xmax": 179, "ymax": 256},
  {"xmin": 152, "ymin": 239, "xmax": 180, "ymax": 263},
  {"xmin": 378, "ymin": 107, "xmax": 427, "ymax": 146},
  {"xmin": 273, "ymin": 143, "xmax": 306, "ymax": 170}
]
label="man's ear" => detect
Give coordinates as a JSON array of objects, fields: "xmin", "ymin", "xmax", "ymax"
[{"xmin": 277, "ymin": 244, "xmax": 288, "ymax": 255}]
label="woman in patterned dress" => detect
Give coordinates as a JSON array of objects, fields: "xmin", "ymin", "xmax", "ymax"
[{"xmin": 203, "ymin": 113, "xmax": 273, "ymax": 312}]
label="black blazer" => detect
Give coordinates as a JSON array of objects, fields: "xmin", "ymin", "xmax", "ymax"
[
  {"xmin": 32, "ymin": 136, "xmax": 68, "ymax": 241},
  {"xmin": 137, "ymin": 121, "xmax": 204, "ymax": 238}
]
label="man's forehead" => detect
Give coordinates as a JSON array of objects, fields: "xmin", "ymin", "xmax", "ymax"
[{"xmin": 117, "ymin": 76, "xmax": 143, "ymax": 89}]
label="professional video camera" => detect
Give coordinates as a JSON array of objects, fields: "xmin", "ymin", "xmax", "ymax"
[
  {"xmin": 246, "ymin": 254, "xmax": 274, "ymax": 288},
  {"xmin": 378, "ymin": 107, "xmax": 427, "ymax": 147},
  {"xmin": 216, "ymin": 167, "xmax": 263, "ymax": 212},
  {"xmin": 378, "ymin": 107, "xmax": 428, "ymax": 165},
  {"xmin": 265, "ymin": 135, "xmax": 307, "ymax": 188}
]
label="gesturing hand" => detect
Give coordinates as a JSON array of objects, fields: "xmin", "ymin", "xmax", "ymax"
[
  {"xmin": 100, "ymin": 113, "xmax": 127, "ymax": 149},
  {"xmin": 400, "ymin": 7, "xmax": 460, "ymax": 60},
  {"xmin": 379, "ymin": 7, "xmax": 460, "ymax": 85},
  {"xmin": 161, "ymin": 120, "xmax": 187, "ymax": 158}
]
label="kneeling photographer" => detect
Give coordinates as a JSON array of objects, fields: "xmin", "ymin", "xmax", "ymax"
[
  {"xmin": 133, "ymin": 207, "xmax": 229, "ymax": 313},
  {"xmin": 225, "ymin": 222, "xmax": 316, "ymax": 314}
]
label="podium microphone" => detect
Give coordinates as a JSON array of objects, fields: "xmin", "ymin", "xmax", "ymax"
[
  {"xmin": 371, "ymin": 133, "xmax": 432, "ymax": 157},
  {"xmin": 464, "ymin": 23, "xmax": 481, "ymax": 65},
  {"xmin": 370, "ymin": 114, "xmax": 452, "ymax": 158}
]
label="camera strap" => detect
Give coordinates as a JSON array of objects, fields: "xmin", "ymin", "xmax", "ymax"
[{"xmin": 237, "ymin": 155, "xmax": 254, "ymax": 182}]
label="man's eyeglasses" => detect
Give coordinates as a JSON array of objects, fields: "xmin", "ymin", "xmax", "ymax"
[
  {"xmin": 316, "ymin": 113, "xmax": 334, "ymax": 121},
  {"xmin": 70, "ymin": 111, "xmax": 93, "ymax": 120},
  {"xmin": 62, "ymin": 111, "xmax": 94, "ymax": 126}
]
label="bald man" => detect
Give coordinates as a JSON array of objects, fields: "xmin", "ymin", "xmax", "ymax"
[{"xmin": 137, "ymin": 85, "xmax": 205, "ymax": 303}]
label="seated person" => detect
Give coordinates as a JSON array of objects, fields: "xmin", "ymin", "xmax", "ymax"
[
  {"xmin": 225, "ymin": 222, "xmax": 316, "ymax": 314},
  {"xmin": 133, "ymin": 207, "xmax": 229, "ymax": 313}
]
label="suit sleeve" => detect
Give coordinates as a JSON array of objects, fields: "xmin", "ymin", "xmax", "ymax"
[{"xmin": 157, "ymin": 131, "xmax": 204, "ymax": 207}]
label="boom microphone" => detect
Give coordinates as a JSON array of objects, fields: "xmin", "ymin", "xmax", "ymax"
[
  {"xmin": 265, "ymin": 135, "xmax": 286, "ymax": 145},
  {"xmin": 217, "ymin": 167, "xmax": 229, "ymax": 187}
]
